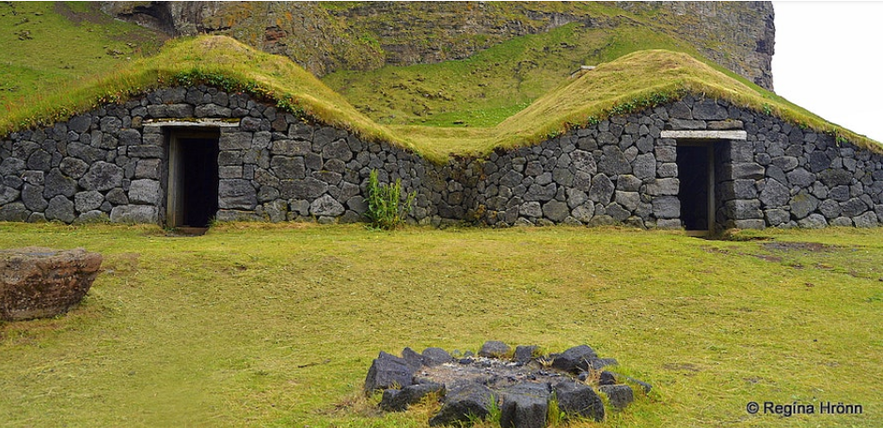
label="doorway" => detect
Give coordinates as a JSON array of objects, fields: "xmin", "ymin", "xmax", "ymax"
[
  {"xmin": 676, "ymin": 142, "xmax": 714, "ymax": 233},
  {"xmin": 167, "ymin": 130, "xmax": 220, "ymax": 229}
]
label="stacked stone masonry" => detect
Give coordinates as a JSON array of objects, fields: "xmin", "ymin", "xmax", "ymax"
[{"xmin": 1, "ymin": 86, "xmax": 881, "ymax": 229}]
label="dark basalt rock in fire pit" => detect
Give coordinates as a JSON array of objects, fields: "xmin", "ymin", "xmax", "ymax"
[
  {"xmin": 423, "ymin": 347, "xmax": 454, "ymax": 367},
  {"xmin": 0, "ymin": 247, "xmax": 102, "ymax": 321},
  {"xmin": 550, "ymin": 344, "xmax": 597, "ymax": 373},
  {"xmin": 500, "ymin": 383, "xmax": 551, "ymax": 428},
  {"xmin": 381, "ymin": 381, "xmax": 446, "ymax": 412},
  {"xmin": 365, "ymin": 341, "xmax": 651, "ymax": 426},
  {"xmin": 479, "ymin": 340, "xmax": 511, "ymax": 358},
  {"xmin": 430, "ymin": 383, "xmax": 499, "ymax": 427},
  {"xmin": 364, "ymin": 351, "xmax": 415, "ymax": 393},
  {"xmin": 553, "ymin": 380, "xmax": 604, "ymax": 421},
  {"xmin": 598, "ymin": 384, "xmax": 634, "ymax": 411},
  {"xmin": 514, "ymin": 345, "xmax": 538, "ymax": 365}
]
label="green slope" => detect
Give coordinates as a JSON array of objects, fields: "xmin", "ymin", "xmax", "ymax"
[
  {"xmin": 0, "ymin": 2, "xmax": 164, "ymax": 110},
  {"xmin": 0, "ymin": 36, "xmax": 876, "ymax": 164},
  {"xmin": 318, "ymin": 2, "xmax": 774, "ymax": 129},
  {"xmin": 3, "ymin": 1, "xmax": 770, "ymax": 134},
  {"xmin": 321, "ymin": 21, "xmax": 709, "ymax": 128}
]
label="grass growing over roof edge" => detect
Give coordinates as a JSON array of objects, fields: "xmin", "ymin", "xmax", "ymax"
[
  {"xmin": 0, "ymin": 35, "xmax": 405, "ymax": 154},
  {"xmin": 1, "ymin": 35, "xmax": 879, "ymax": 164}
]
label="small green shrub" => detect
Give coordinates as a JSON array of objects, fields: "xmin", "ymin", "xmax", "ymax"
[{"xmin": 365, "ymin": 169, "xmax": 416, "ymax": 230}]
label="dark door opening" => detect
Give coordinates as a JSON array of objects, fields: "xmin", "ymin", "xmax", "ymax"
[
  {"xmin": 676, "ymin": 144, "xmax": 713, "ymax": 232},
  {"xmin": 167, "ymin": 131, "xmax": 219, "ymax": 228},
  {"xmin": 180, "ymin": 138, "xmax": 219, "ymax": 227}
]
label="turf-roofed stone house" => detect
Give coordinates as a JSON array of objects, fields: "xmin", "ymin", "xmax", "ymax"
[{"xmin": 1, "ymin": 86, "xmax": 882, "ymax": 232}]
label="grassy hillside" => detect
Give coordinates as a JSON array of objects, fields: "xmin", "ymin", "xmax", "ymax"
[
  {"xmin": 0, "ymin": 223, "xmax": 881, "ymax": 427},
  {"xmin": 317, "ymin": 2, "xmax": 773, "ymax": 128},
  {"xmin": 1, "ymin": 35, "xmax": 874, "ymax": 164},
  {"xmin": 0, "ymin": 2, "xmax": 164, "ymax": 110},
  {"xmin": 183, "ymin": 1, "xmax": 771, "ymax": 92},
  {"xmin": 4, "ymin": 2, "xmax": 771, "ymax": 132},
  {"xmin": 321, "ymin": 21, "xmax": 723, "ymax": 128}
]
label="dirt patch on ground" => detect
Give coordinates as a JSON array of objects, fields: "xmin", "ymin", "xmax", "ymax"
[
  {"xmin": 762, "ymin": 242, "xmax": 834, "ymax": 252},
  {"xmin": 53, "ymin": 2, "xmax": 111, "ymax": 26},
  {"xmin": 663, "ymin": 362, "xmax": 701, "ymax": 373},
  {"xmin": 752, "ymin": 254, "xmax": 783, "ymax": 262},
  {"xmin": 53, "ymin": 2, "xmax": 167, "ymax": 53},
  {"xmin": 700, "ymin": 246, "xmax": 729, "ymax": 255},
  {"xmin": 704, "ymin": 241, "xmax": 844, "ymax": 265},
  {"xmin": 103, "ymin": 253, "xmax": 140, "ymax": 276},
  {"xmin": 701, "ymin": 246, "xmax": 782, "ymax": 262}
]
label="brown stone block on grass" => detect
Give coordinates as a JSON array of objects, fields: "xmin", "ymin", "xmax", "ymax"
[{"xmin": 0, "ymin": 247, "xmax": 102, "ymax": 321}]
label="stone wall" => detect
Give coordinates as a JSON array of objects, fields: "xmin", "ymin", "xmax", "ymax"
[
  {"xmin": 456, "ymin": 96, "xmax": 883, "ymax": 229},
  {"xmin": 1, "ymin": 86, "xmax": 881, "ymax": 229},
  {"xmin": 739, "ymin": 110, "xmax": 883, "ymax": 228}
]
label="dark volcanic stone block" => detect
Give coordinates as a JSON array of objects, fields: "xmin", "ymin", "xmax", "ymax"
[
  {"xmin": 479, "ymin": 340, "xmax": 511, "ymax": 358},
  {"xmin": 422, "ymin": 347, "xmax": 453, "ymax": 367},
  {"xmin": 380, "ymin": 382, "xmax": 445, "ymax": 412},
  {"xmin": 552, "ymin": 345, "xmax": 598, "ymax": 374},
  {"xmin": 79, "ymin": 161, "xmax": 124, "ymax": 192},
  {"xmin": 599, "ymin": 384, "xmax": 635, "ymax": 410},
  {"xmin": 45, "ymin": 195, "xmax": 75, "ymax": 223},
  {"xmin": 553, "ymin": 380, "xmax": 604, "ymax": 422},
  {"xmin": 364, "ymin": 351, "xmax": 416, "ymax": 393},
  {"xmin": 429, "ymin": 383, "xmax": 498, "ymax": 426},
  {"xmin": 584, "ymin": 357, "xmax": 618, "ymax": 371},
  {"xmin": 500, "ymin": 383, "xmax": 550, "ymax": 428},
  {"xmin": 43, "ymin": 169, "xmax": 77, "ymax": 199},
  {"xmin": 514, "ymin": 345, "xmax": 538, "ymax": 364},
  {"xmin": 401, "ymin": 347, "xmax": 425, "ymax": 371},
  {"xmin": 599, "ymin": 371, "xmax": 616, "ymax": 386}
]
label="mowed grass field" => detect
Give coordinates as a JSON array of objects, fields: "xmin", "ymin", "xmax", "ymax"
[{"xmin": 0, "ymin": 223, "xmax": 881, "ymax": 427}]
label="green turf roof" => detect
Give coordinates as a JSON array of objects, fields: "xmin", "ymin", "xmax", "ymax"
[{"xmin": 1, "ymin": 35, "xmax": 878, "ymax": 164}]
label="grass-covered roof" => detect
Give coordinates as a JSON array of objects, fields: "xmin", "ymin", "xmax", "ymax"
[{"xmin": 1, "ymin": 35, "xmax": 878, "ymax": 163}]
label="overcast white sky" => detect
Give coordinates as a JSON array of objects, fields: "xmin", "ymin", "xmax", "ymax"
[{"xmin": 773, "ymin": 1, "xmax": 883, "ymax": 142}]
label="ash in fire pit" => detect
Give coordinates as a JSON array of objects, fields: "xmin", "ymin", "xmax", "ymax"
[{"xmin": 364, "ymin": 341, "xmax": 652, "ymax": 427}]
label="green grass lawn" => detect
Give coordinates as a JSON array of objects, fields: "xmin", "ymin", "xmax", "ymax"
[{"xmin": 0, "ymin": 223, "xmax": 880, "ymax": 427}]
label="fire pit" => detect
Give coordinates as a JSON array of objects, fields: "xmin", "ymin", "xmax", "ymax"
[{"xmin": 364, "ymin": 341, "xmax": 651, "ymax": 427}]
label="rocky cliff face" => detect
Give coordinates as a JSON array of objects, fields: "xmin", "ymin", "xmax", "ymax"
[
  {"xmin": 101, "ymin": 1, "xmax": 775, "ymax": 90},
  {"xmin": 616, "ymin": 2, "xmax": 775, "ymax": 90}
]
